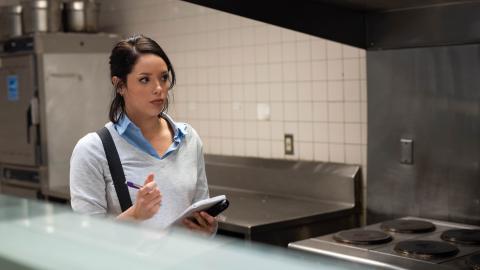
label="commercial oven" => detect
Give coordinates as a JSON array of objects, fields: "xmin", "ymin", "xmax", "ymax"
[{"xmin": 0, "ymin": 32, "xmax": 118, "ymax": 199}]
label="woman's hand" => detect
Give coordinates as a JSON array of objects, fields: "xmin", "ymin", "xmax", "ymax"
[
  {"xmin": 117, "ymin": 174, "xmax": 161, "ymax": 221},
  {"xmin": 182, "ymin": 211, "xmax": 217, "ymax": 235}
]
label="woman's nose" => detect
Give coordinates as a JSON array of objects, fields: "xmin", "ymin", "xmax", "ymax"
[{"xmin": 153, "ymin": 81, "xmax": 163, "ymax": 94}]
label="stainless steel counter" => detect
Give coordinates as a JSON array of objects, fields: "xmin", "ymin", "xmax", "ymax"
[
  {"xmin": 205, "ymin": 155, "xmax": 362, "ymax": 246},
  {"xmin": 211, "ymin": 186, "xmax": 355, "ymax": 234}
]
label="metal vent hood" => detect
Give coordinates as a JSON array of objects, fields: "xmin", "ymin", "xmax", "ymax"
[{"xmin": 182, "ymin": 0, "xmax": 480, "ymax": 49}]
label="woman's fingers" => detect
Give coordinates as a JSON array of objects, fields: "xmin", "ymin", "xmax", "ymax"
[
  {"xmin": 147, "ymin": 194, "xmax": 162, "ymax": 208},
  {"xmin": 193, "ymin": 212, "xmax": 208, "ymax": 227},
  {"xmin": 182, "ymin": 212, "xmax": 217, "ymax": 235},
  {"xmin": 139, "ymin": 174, "xmax": 158, "ymax": 195},
  {"xmin": 138, "ymin": 185, "xmax": 156, "ymax": 197},
  {"xmin": 142, "ymin": 191, "xmax": 161, "ymax": 215},
  {"xmin": 143, "ymin": 173, "xmax": 154, "ymax": 185},
  {"xmin": 200, "ymin": 212, "xmax": 215, "ymax": 225},
  {"xmin": 143, "ymin": 189, "xmax": 161, "ymax": 201},
  {"xmin": 131, "ymin": 174, "xmax": 162, "ymax": 220},
  {"xmin": 183, "ymin": 218, "xmax": 202, "ymax": 230}
]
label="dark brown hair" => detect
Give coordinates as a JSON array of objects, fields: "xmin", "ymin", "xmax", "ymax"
[{"xmin": 108, "ymin": 34, "xmax": 176, "ymax": 123}]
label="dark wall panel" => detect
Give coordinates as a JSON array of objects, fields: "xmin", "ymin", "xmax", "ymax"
[
  {"xmin": 367, "ymin": 44, "xmax": 480, "ymax": 225},
  {"xmin": 367, "ymin": 2, "xmax": 480, "ymax": 49}
]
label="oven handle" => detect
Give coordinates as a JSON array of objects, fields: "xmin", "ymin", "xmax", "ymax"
[
  {"xmin": 26, "ymin": 104, "xmax": 31, "ymax": 144},
  {"xmin": 26, "ymin": 96, "xmax": 39, "ymax": 144}
]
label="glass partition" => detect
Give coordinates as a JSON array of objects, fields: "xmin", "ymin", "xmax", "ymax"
[{"xmin": 0, "ymin": 195, "xmax": 400, "ymax": 270}]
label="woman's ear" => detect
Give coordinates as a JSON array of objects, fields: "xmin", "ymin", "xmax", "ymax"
[{"xmin": 112, "ymin": 76, "xmax": 125, "ymax": 95}]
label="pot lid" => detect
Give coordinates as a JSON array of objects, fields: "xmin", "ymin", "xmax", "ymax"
[
  {"xmin": 22, "ymin": 0, "xmax": 62, "ymax": 9},
  {"xmin": 65, "ymin": 1, "xmax": 85, "ymax": 11},
  {"xmin": 22, "ymin": 0, "xmax": 48, "ymax": 8},
  {"xmin": 1, "ymin": 5, "xmax": 22, "ymax": 14}
]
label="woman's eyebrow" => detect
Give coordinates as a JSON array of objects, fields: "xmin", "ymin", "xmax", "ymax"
[{"xmin": 137, "ymin": 71, "xmax": 168, "ymax": 76}]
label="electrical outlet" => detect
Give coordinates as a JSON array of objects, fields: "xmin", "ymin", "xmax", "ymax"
[{"xmin": 284, "ymin": 134, "xmax": 294, "ymax": 155}]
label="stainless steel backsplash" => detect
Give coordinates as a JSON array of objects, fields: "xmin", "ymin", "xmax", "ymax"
[{"xmin": 367, "ymin": 44, "xmax": 480, "ymax": 225}]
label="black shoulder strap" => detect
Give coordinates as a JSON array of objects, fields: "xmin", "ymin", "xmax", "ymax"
[{"xmin": 96, "ymin": 127, "xmax": 132, "ymax": 212}]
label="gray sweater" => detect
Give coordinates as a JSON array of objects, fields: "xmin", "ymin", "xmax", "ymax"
[{"xmin": 70, "ymin": 122, "xmax": 209, "ymax": 229}]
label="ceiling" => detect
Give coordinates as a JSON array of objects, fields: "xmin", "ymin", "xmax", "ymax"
[{"xmin": 311, "ymin": 0, "xmax": 479, "ymax": 12}]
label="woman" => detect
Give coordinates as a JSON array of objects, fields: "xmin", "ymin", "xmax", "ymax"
[{"xmin": 70, "ymin": 34, "xmax": 216, "ymax": 235}]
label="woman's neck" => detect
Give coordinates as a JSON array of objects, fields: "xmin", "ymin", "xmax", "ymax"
[{"xmin": 126, "ymin": 111, "xmax": 163, "ymax": 140}]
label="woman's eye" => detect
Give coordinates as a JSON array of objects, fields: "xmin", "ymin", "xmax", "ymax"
[
  {"xmin": 161, "ymin": 74, "xmax": 169, "ymax": 82},
  {"xmin": 139, "ymin": 77, "xmax": 149, "ymax": 84}
]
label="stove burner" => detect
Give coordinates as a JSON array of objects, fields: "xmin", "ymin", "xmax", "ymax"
[
  {"xmin": 441, "ymin": 229, "xmax": 480, "ymax": 245},
  {"xmin": 467, "ymin": 254, "xmax": 480, "ymax": 270},
  {"xmin": 333, "ymin": 229, "xmax": 393, "ymax": 245},
  {"xmin": 394, "ymin": 240, "xmax": 459, "ymax": 260},
  {"xmin": 380, "ymin": 219, "xmax": 436, "ymax": 233}
]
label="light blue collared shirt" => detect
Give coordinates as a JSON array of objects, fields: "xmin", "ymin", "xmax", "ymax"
[{"xmin": 114, "ymin": 113, "xmax": 187, "ymax": 159}]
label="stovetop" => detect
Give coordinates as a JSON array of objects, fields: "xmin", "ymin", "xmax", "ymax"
[{"xmin": 289, "ymin": 217, "xmax": 480, "ymax": 270}]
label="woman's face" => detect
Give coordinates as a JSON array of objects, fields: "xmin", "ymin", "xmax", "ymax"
[{"xmin": 120, "ymin": 53, "xmax": 170, "ymax": 118}]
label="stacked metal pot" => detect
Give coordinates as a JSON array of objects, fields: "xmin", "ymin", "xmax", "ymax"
[
  {"xmin": 0, "ymin": 5, "xmax": 23, "ymax": 40},
  {"xmin": 63, "ymin": 0, "xmax": 100, "ymax": 33},
  {"xmin": 22, "ymin": 0, "xmax": 63, "ymax": 33},
  {"xmin": 0, "ymin": 0, "xmax": 100, "ymax": 41}
]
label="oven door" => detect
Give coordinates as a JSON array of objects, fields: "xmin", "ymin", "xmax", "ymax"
[{"xmin": 0, "ymin": 53, "xmax": 39, "ymax": 166}]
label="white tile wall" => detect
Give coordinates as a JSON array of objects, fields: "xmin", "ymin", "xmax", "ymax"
[{"xmin": 99, "ymin": 0, "xmax": 368, "ymax": 210}]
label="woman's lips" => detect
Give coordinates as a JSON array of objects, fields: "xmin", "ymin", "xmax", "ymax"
[{"xmin": 150, "ymin": 99, "xmax": 164, "ymax": 105}]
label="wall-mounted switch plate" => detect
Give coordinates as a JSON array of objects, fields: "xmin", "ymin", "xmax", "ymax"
[
  {"xmin": 284, "ymin": 134, "xmax": 294, "ymax": 155},
  {"xmin": 400, "ymin": 138, "xmax": 414, "ymax": 164}
]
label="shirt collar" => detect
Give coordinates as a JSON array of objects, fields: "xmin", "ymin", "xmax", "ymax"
[
  {"xmin": 115, "ymin": 114, "xmax": 134, "ymax": 135},
  {"xmin": 161, "ymin": 113, "xmax": 188, "ymax": 142},
  {"xmin": 115, "ymin": 113, "xmax": 187, "ymax": 139}
]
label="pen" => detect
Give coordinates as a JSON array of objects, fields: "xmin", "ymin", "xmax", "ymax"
[{"xmin": 125, "ymin": 181, "xmax": 143, "ymax": 189}]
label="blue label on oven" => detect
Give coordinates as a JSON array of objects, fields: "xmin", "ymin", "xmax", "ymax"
[{"xmin": 7, "ymin": 75, "xmax": 19, "ymax": 101}]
